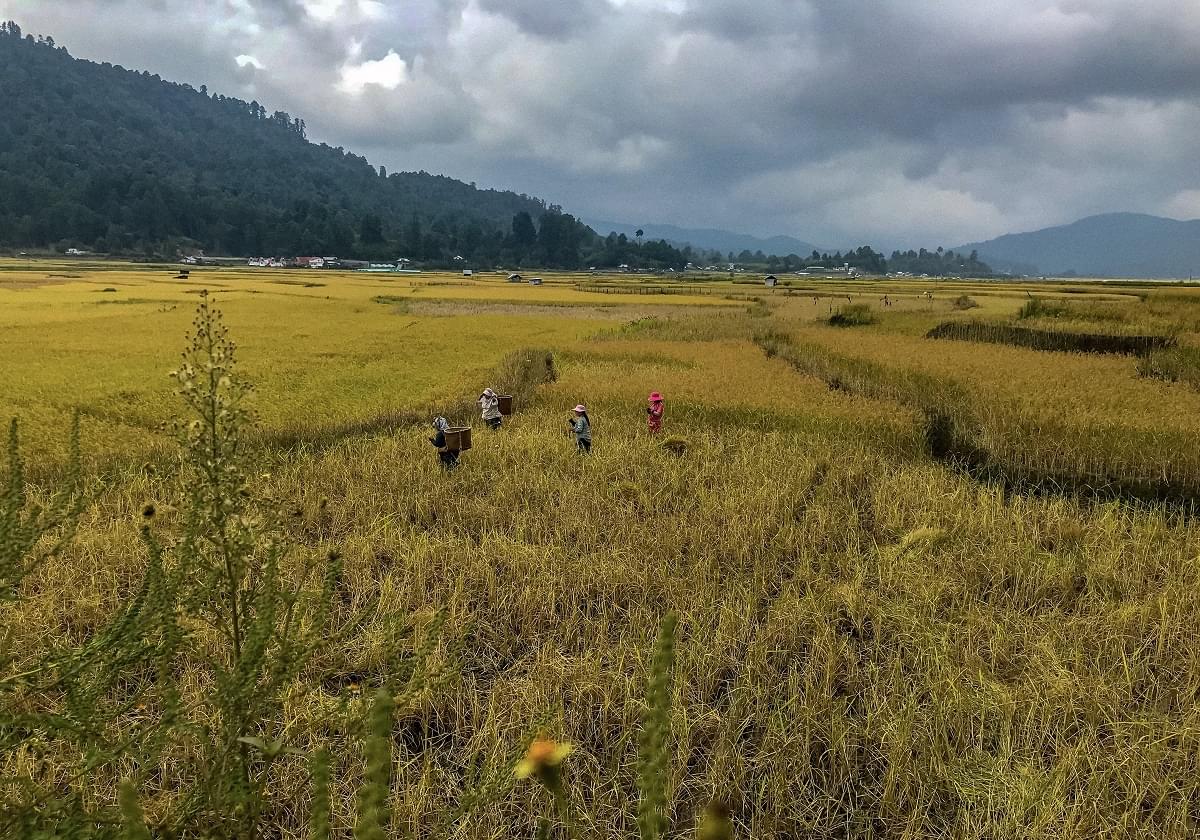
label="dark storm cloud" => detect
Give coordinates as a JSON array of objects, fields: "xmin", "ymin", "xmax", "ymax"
[
  {"xmin": 5, "ymin": 0, "xmax": 1200, "ymax": 246},
  {"xmin": 680, "ymin": 0, "xmax": 814, "ymax": 41},
  {"xmin": 793, "ymin": 2, "xmax": 1200, "ymax": 132},
  {"xmin": 476, "ymin": 0, "xmax": 605, "ymax": 38}
]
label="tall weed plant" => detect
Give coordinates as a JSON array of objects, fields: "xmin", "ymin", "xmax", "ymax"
[{"xmin": 1, "ymin": 294, "xmax": 420, "ymax": 838}]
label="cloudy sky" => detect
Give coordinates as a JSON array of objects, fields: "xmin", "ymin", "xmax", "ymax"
[{"xmin": 4, "ymin": 0, "xmax": 1200, "ymax": 249}]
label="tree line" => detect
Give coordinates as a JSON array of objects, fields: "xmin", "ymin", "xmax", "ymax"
[
  {"xmin": 732, "ymin": 245, "xmax": 991, "ymax": 277},
  {"xmin": 885, "ymin": 247, "xmax": 991, "ymax": 276}
]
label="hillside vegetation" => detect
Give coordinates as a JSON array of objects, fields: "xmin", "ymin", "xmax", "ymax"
[{"xmin": 0, "ymin": 23, "xmax": 552, "ymax": 261}]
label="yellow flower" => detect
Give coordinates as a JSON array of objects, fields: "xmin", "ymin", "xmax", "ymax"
[{"xmin": 515, "ymin": 737, "xmax": 573, "ymax": 783}]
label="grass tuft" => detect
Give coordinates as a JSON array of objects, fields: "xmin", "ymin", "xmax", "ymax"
[
  {"xmin": 661, "ymin": 437, "xmax": 688, "ymax": 456},
  {"xmin": 1137, "ymin": 345, "xmax": 1200, "ymax": 389},
  {"xmin": 828, "ymin": 303, "xmax": 876, "ymax": 327},
  {"xmin": 1017, "ymin": 297, "xmax": 1069, "ymax": 319}
]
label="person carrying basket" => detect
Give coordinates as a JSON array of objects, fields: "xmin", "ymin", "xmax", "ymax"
[{"xmin": 479, "ymin": 387, "xmax": 502, "ymax": 430}]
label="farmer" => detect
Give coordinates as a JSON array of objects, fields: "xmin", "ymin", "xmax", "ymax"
[
  {"xmin": 478, "ymin": 387, "xmax": 502, "ymax": 430},
  {"xmin": 647, "ymin": 391, "xmax": 664, "ymax": 434},
  {"xmin": 428, "ymin": 416, "xmax": 460, "ymax": 470},
  {"xmin": 569, "ymin": 404, "xmax": 592, "ymax": 454}
]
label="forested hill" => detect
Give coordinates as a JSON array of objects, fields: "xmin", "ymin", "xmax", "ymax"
[{"xmin": 0, "ymin": 23, "xmax": 558, "ymax": 261}]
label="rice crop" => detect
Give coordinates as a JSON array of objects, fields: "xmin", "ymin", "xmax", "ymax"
[
  {"xmin": 770, "ymin": 313, "xmax": 1200, "ymax": 492},
  {"xmin": 6, "ymin": 263, "xmax": 1200, "ymax": 839},
  {"xmin": 0, "ymin": 267, "xmax": 615, "ymax": 473},
  {"xmin": 757, "ymin": 325, "xmax": 1200, "ymax": 506}
]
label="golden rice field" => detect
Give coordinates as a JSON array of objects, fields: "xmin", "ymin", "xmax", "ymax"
[
  {"xmin": 0, "ymin": 261, "xmax": 735, "ymax": 472},
  {"xmin": 5, "ymin": 259, "xmax": 1200, "ymax": 839},
  {"xmin": 765, "ymin": 289, "xmax": 1200, "ymax": 499}
]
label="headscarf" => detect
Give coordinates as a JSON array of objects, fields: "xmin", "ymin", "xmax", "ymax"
[
  {"xmin": 482, "ymin": 387, "xmax": 496, "ymax": 398},
  {"xmin": 433, "ymin": 416, "xmax": 449, "ymax": 432}
]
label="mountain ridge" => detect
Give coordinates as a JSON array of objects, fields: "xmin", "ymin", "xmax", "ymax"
[
  {"xmin": 586, "ymin": 219, "xmax": 828, "ymax": 260},
  {"xmin": 957, "ymin": 212, "xmax": 1200, "ymax": 278}
]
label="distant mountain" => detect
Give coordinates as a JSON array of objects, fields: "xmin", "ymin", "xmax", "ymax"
[
  {"xmin": 957, "ymin": 213, "xmax": 1200, "ymax": 278},
  {"xmin": 0, "ymin": 23, "xmax": 554, "ymax": 260},
  {"xmin": 587, "ymin": 219, "xmax": 826, "ymax": 259}
]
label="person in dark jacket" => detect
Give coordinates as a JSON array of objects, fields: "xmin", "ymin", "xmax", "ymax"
[{"xmin": 429, "ymin": 416, "xmax": 460, "ymax": 469}]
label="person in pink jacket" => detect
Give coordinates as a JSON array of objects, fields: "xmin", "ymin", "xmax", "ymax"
[{"xmin": 647, "ymin": 391, "xmax": 664, "ymax": 434}]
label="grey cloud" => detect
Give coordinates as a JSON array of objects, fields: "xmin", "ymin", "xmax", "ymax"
[
  {"xmin": 680, "ymin": 0, "xmax": 814, "ymax": 41},
  {"xmin": 797, "ymin": 2, "xmax": 1200, "ymax": 126},
  {"xmin": 476, "ymin": 0, "xmax": 604, "ymax": 38},
  {"xmin": 240, "ymin": 0, "xmax": 308, "ymax": 22}
]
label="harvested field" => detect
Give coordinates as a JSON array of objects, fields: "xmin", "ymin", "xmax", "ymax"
[{"xmin": 6, "ymin": 262, "xmax": 1200, "ymax": 839}]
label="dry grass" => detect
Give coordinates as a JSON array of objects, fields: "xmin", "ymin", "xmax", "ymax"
[{"xmin": 6, "ymin": 263, "xmax": 1200, "ymax": 838}]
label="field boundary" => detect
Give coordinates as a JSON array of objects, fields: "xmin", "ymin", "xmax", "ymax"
[
  {"xmin": 926, "ymin": 321, "xmax": 1176, "ymax": 355},
  {"xmin": 755, "ymin": 327, "xmax": 1200, "ymax": 511}
]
